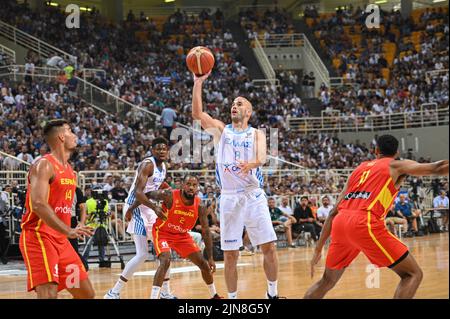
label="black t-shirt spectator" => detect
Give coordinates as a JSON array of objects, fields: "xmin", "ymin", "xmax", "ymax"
[
  {"xmin": 111, "ymin": 186, "xmax": 128, "ymax": 202},
  {"xmin": 73, "ymin": 187, "xmax": 86, "ymax": 220},
  {"xmin": 294, "ymin": 205, "xmax": 314, "ymax": 223},
  {"xmin": 308, "ymin": 74, "xmax": 315, "ymax": 87},
  {"xmin": 302, "ymin": 75, "xmax": 310, "ymax": 86}
]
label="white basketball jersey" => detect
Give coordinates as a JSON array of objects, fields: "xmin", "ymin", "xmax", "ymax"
[
  {"xmin": 215, "ymin": 124, "xmax": 264, "ymax": 192},
  {"xmin": 125, "ymin": 157, "xmax": 166, "ymax": 205}
]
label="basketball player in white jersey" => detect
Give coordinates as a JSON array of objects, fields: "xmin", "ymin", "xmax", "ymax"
[
  {"xmin": 192, "ymin": 71, "xmax": 281, "ymax": 299},
  {"xmin": 104, "ymin": 137, "xmax": 177, "ymax": 299}
]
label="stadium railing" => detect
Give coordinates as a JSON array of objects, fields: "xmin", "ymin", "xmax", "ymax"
[
  {"xmin": 253, "ymin": 37, "xmax": 277, "ymax": 85},
  {"xmin": 0, "ymin": 65, "xmax": 189, "ymax": 131},
  {"xmin": 1, "ymin": 165, "xmax": 445, "ymax": 245},
  {"xmin": 426, "ymin": 69, "xmax": 449, "ymax": 79},
  {"xmin": 0, "ymin": 19, "xmax": 77, "ymax": 65},
  {"xmin": 256, "ymin": 33, "xmax": 332, "ymax": 92},
  {"xmin": 0, "ymin": 43, "xmax": 15, "ymax": 64},
  {"xmin": 0, "ymin": 151, "xmax": 30, "ymax": 188},
  {"xmin": 287, "ymin": 104, "xmax": 449, "ymax": 132}
]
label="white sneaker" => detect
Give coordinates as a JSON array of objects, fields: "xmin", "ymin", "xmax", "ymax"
[
  {"xmin": 104, "ymin": 289, "xmax": 120, "ymax": 299},
  {"xmin": 160, "ymin": 291, "xmax": 178, "ymax": 299}
]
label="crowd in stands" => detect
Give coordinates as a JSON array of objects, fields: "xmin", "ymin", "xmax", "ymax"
[
  {"xmin": 1, "ymin": 2, "xmax": 449, "ymax": 245},
  {"xmin": 309, "ymin": 5, "xmax": 449, "ymax": 117},
  {"xmin": 0, "ymin": 0, "xmax": 305, "ymax": 130},
  {"xmin": 239, "ymin": 7, "xmax": 294, "ymax": 40}
]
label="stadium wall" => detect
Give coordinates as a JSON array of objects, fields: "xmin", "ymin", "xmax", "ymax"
[{"xmin": 338, "ymin": 126, "xmax": 449, "ymax": 160}]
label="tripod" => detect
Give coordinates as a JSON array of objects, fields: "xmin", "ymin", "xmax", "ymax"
[
  {"xmin": 81, "ymin": 226, "xmax": 125, "ymax": 269},
  {"xmin": 81, "ymin": 205, "xmax": 125, "ymax": 269}
]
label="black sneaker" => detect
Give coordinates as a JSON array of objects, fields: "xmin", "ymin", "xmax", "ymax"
[
  {"xmin": 266, "ymin": 292, "xmax": 286, "ymax": 299},
  {"xmin": 211, "ymin": 294, "xmax": 224, "ymax": 299}
]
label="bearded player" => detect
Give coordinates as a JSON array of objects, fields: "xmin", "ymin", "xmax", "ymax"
[
  {"xmin": 306, "ymin": 135, "xmax": 449, "ymax": 299},
  {"xmin": 20, "ymin": 119, "xmax": 95, "ymax": 299},
  {"xmin": 127, "ymin": 175, "xmax": 222, "ymax": 299},
  {"xmin": 104, "ymin": 137, "xmax": 177, "ymax": 299}
]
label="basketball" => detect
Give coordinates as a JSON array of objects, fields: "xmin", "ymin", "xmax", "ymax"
[{"xmin": 186, "ymin": 46, "xmax": 215, "ymax": 76}]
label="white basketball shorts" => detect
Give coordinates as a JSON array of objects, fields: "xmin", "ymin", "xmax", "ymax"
[
  {"xmin": 125, "ymin": 203, "xmax": 157, "ymax": 240},
  {"xmin": 219, "ymin": 188, "xmax": 277, "ymax": 251}
]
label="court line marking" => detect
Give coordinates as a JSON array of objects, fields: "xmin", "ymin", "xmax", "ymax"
[{"xmin": 118, "ymin": 263, "xmax": 252, "ymax": 277}]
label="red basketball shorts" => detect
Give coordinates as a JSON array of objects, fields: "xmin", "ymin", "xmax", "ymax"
[
  {"xmin": 19, "ymin": 230, "xmax": 88, "ymax": 292},
  {"xmin": 326, "ymin": 210, "xmax": 409, "ymax": 269},
  {"xmin": 152, "ymin": 228, "xmax": 200, "ymax": 258}
]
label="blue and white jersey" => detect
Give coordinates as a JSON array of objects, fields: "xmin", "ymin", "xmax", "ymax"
[
  {"xmin": 215, "ymin": 124, "xmax": 263, "ymax": 193},
  {"xmin": 125, "ymin": 157, "xmax": 166, "ymax": 205}
]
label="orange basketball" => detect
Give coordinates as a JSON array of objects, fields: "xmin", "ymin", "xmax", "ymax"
[{"xmin": 186, "ymin": 46, "xmax": 215, "ymax": 76}]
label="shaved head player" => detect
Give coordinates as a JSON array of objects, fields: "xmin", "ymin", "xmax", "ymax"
[
  {"xmin": 19, "ymin": 119, "xmax": 95, "ymax": 299},
  {"xmin": 192, "ymin": 71, "xmax": 280, "ymax": 299},
  {"xmin": 305, "ymin": 134, "xmax": 449, "ymax": 299}
]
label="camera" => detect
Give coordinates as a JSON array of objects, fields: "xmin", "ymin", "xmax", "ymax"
[{"xmin": 91, "ymin": 190, "xmax": 109, "ymax": 223}]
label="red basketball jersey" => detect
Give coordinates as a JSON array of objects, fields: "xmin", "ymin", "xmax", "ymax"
[
  {"xmin": 21, "ymin": 154, "xmax": 77, "ymax": 242},
  {"xmin": 154, "ymin": 189, "xmax": 200, "ymax": 234},
  {"xmin": 338, "ymin": 157, "xmax": 399, "ymax": 219}
]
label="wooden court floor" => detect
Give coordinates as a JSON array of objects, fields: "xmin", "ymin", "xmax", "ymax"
[{"xmin": 0, "ymin": 233, "xmax": 448, "ymax": 299}]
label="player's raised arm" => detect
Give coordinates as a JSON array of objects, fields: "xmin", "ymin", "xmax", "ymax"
[
  {"xmin": 192, "ymin": 71, "xmax": 225, "ymax": 139},
  {"xmin": 198, "ymin": 203, "xmax": 215, "ymax": 273},
  {"xmin": 390, "ymin": 159, "xmax": 449, "ymax": 180},
  {"xmin": 29, "ymin": 160, "xmax": 93, "ymax": 239}
]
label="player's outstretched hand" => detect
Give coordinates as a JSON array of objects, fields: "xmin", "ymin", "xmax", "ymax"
[
  {"xmin": 154, "ymin": 206, "xmax": 168, "ymax": 222},
  {"xmin": 193, "ymin": 70, "xmax": 212, "ymax": 83},
  {"xmin": 208, "ymin": 257, "xmax": 216, "ymax": 273},
  {"xmin": 125, "ymin": 207, "xmax": 133, "ymax": 222},
  {"xmin": 310, "ymin": 248, "xmax": 322, "ymax": 279},
  {"xmin": 236, "ymin": 160, "xmax": 253, "ymax": 176},
  {"xmin": 68, "ymin": 225, "xmax": 95, "ymax": 239}
]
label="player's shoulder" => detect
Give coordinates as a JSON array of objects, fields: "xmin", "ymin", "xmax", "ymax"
[{"xmin": 31, "ymin": 155, "xmax": 53, "ymax": 171}]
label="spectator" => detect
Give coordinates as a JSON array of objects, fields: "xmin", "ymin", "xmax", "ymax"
[
  {"xmin": 394, "ymin": 194, "xmax": 421, "ymax": 236},
  {"xmin": 385, "ymin": 204, "xmax": 408, "ymax": 235},
  {"xmin": 278, "ymin": 197, "xmax": 293, "ymax": 216},
  {"xmin": 110, "ymin": 180, "xmax": 128, "ymax": 202},
  {"xmin": 268, "ymin": 197, "xmax": 296, "ymax": 248},
  {"xmin": 307, "ymin": 71, "xmax": 315, "ymax": 98},
  {"xmin": 194, "ymin": 200, "xmax": 220, "ymax": 241},
  {"xmin": 102, "ymin": 174, "xmax": 115, "ymax": 192},
  {"xmin": 293, "ymin": 196, "xmax": 322, "ymax": 241},
  {"xmin": 24, "ymin": 59, "xmax": 35, "ymax": 86},
  {"xmin": 16, "ymin": 145, "xmax": 34, "ymax": 164},
  {"xmin": 433, "ymin": 190, "xmax": 449, "ymax": 232},
  {"xmin": 161, "ymin": 105, "xmax": 177, "ymax": 140},
  {"xmin": 316, "ymin": 195, "xmax": 333, "ymax": 223},
  {"xmin": 32, "ymin": 144, "xmax": 48, "ymax": 164}
]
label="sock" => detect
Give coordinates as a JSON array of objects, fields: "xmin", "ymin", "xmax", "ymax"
[
  {"xmin": 207, "ymin": 283, "xmax": 217, "ymax": 297},
  {"xmin": 150, "ymin": 286, "xmax": 161, "ymax": 299},
  {"xmin": 267, "ymin": 280, "xmax": 278, "ymax": 297},
  {"xmin": 112, "ymin": 277, "xmax": 127, "ymax": 294},
  {"xmin": 228, "ymin": 291, "xmax": 237, "ymax": 299},
  {"xmin": 161, "ymin": 279, "xmax": 171, "ymax": 295}
]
